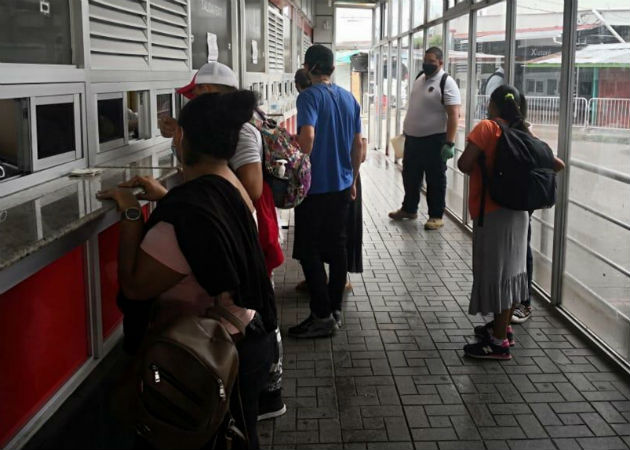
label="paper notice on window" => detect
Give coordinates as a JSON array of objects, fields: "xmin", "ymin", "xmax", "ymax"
[
  {"xmin": 207, "ymin": 33, "xmax": 219, "ymax": 62},
  {"xmin": 251, "ymin": 40, "xmax": 259, "ymax": 64}
]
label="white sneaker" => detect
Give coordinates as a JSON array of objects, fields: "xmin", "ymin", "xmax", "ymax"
[{"xmin": 511, "ymin": 305, "xmax": 532, "ymax": 324}]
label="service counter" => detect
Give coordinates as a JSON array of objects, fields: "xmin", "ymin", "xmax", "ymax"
[{"xmin": 0, "ymin": 152, "xmax": 181, "ymax": 449}]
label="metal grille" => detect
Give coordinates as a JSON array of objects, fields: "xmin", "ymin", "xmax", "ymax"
[
  {"xmin": 302, "ymin": 32, "xmax": 312, "ymax": 59},
  {"xmin": 88, "ymin": 0, "xmax": 189, "ymax": 70},
  {"xmin": 268, "ymin": 6, "xmax": 284, "ymax": 72},
  {"xmin": 149, "ymin": 0, "xmax": 189, "ymax": 70}
]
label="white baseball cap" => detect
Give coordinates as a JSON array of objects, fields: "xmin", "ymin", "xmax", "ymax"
[{"xmin": 177, "ymin": 62, "xmax": 239, "ymax": 99}]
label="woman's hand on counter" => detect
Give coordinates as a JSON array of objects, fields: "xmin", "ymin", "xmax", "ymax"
[
  {"xmin": 119, "ymin": 176, "xmax": 168, "ymax": 201},
  {"xmin": 96, "ymin": 188, "xmax": 140, "ymax": 211}
]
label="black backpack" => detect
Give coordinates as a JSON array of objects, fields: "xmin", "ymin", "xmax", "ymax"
[
  {"xmin": 478, "ymin": 120, "xmax": 556, "ymax": 226},
  {"xmin": 415, "ymin": 71, "xmax": 450, "ymax": 105}
]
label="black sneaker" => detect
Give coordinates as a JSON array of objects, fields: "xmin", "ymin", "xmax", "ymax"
[
  {"xmin": 511, "ymin": 304, "xmax": 532, "ymax": 324},
  {"xmin": 257, "ymin": 389, "xmax": 287, "ymax": 421},
  {"xmin": 464, "ymin": 338, "xmax": 512, "ymax": 360},
  {"xmin": 474, "ymin": 321, "xmax": 515, "ymax": 346},
  {"xmin": 332, "ymin": 310, "xmax": 342, "ymax": 328},
  {"xmin": 288, "ymin": 315, "xmax": 336, "ymax": 338}
]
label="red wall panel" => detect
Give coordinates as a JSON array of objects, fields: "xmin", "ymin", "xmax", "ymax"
[
  {"xmin": 98, "ymin": 222, "xmax": 122, "ymax": 339},
  {"xmin": 0, "ymin": 246, "xmax": 89, "ymax": 447}
]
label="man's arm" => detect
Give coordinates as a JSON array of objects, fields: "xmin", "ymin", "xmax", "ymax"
[
  {"xmin": 298, "ymin": 125, "xmax": 315, "ymax": 154},
  {"xmin": 351, "ymin": 133, "xmax": 362, "ymax": 183},
  {"xmin": 445, "ymin": 105, "xmax": 460, "ymax": 144},
  {"xmin": 235, "ymin": 162, "xmax": 263, "ymax": 202},
  {"xmin": 232, "ymin": 124, "xmax": 264, "ymax": 202},
  {"xmin": 361, "ymin": 137, "xmax": 368, "ymax": 163}
]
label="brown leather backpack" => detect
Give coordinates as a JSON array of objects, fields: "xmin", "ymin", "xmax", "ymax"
[{"xmin": 132, "ymin": 308, "xmax": 247, "ymax": 449}]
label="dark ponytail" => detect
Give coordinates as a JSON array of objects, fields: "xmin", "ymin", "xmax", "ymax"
[
  {"xmin": 177, "ymin": 90, "xmax": 256, "ymax": 164},
  {"xmin": 489, "ymin": 84, "xmax": 529, "ymax": 132},
  {"xmin": 294, "ymin": 68, "xmax": 312, "ymax": 92}
]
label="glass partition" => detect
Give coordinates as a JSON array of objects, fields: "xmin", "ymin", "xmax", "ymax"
[
  {"xmin": 513, "ymin": 0, "xmax": 562, "ymax": 294},
  {"xmin": 389, "ymin": 40, "xmax": 399, "ymax": 150},
  {"xmin": 397, "ymin": 36, "xmax": 410, "ymax": 136},
  {"xmin": 474, "ymin": 2, "xmax": 506, "ymax": 126},
  {"xmin": 561, "ymin": 0, "xmax": 630, "ymax": 363},
  {"xmin": 368, "ymin": 50, "xmax": 379, "ymax": 145},
  {"xmin": 391, "ymin": 0, "xmax": 399, "ymax": 37},
  {"xmin": 411, "ymin": 31, "xmax": 424, "ymax": 79},
  {"xmin": 427, "ymin": 24, "xmax": 443, "ymax": 52},
  {"xmin": 445, "ymin": 14, "xmax": 469, "ymax": 219},
  {"xmin": 380, "ymin": 45, "xmax": 390, "ymax": 150},
  {"xmin": 413, "ymin": 0, "xmax": 424, "ymax": 28},
  {"xmin": 428, "ymin": 0, "xmax": 442, "ymax": 22},
  {"xmin": 374, "ymin": 5, "xmax": 381, "ymax": 43},
  {"xmin": 401, "ymin": 0, "xmax": 410, "ymax": 33},
  {"xmin": 383, "ymin": 1, "xmax": 388, "ymax": 39}
]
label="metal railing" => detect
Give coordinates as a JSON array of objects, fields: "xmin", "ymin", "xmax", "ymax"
[
  {"xmin": 530, "ymin": 156, "xmax": 630, "ymax": 285},
  {"xmin": 588, "ymin": 98, "xmax": 630, "ymax": 130},
  {"xmin": 474, "ymin": 95, "xmax": 629, "ymax": 130}
]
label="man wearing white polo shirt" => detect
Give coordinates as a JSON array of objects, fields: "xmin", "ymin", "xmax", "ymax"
[{"xmin": 389, "ymin": 47, "xmax": 461, "ymax": 230}]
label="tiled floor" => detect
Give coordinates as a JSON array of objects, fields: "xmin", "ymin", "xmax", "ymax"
[
  {"xmin": 261, "ymin": 153, "xmax": 630, "ymax": 450},
  {"xmin": 25, "ymin": 152, "xmax": 630, "ymax": 450}
]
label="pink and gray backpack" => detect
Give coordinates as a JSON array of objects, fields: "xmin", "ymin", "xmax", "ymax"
[{"xmin": 252, "ymin": 109, "xmax": 311, "ymax": 209}]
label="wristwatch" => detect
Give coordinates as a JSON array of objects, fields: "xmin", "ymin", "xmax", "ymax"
[
  {"xmin": 122, "ymin": 206, "xmax": 142, "ymax": 222},
  {"xmin": 445, "ymin": 141, "xmax": 455, "ymax": 147}
]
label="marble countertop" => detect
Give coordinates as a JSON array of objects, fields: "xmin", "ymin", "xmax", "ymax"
[{"xmin": 0, "ymin": 155, "xmax": 180, "ymax": 271}]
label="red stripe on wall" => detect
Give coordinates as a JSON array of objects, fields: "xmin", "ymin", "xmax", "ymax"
[
  {"xmin": 0, "ymin": 246, "xmax": 89, "ymax": 447},
  {"xmin": 98, "ymin": 222, "xmax": 123, "ymax": 339}
]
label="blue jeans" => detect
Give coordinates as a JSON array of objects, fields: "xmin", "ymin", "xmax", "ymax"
[{"xmin": 401, "ymin": 133, "xmax": 447, "ymax": 218}]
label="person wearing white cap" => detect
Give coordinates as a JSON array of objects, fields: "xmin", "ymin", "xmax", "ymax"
[{"xmin": 158, "ymin": 62, "xmax": 264, "ymax": 204}]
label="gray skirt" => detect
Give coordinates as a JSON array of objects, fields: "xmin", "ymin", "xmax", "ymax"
[{"xmin": 469, "ymin": 208, "xmax": 529, "ymax": 316}]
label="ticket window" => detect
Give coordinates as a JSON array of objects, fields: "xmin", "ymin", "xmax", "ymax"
[
  {"xmin": 0, "ymin": 93, "xmax": 82, "ymax": 182},
  {"xmin": 97, "ymin": 91, "xmax": 150, "ymax": 152}
]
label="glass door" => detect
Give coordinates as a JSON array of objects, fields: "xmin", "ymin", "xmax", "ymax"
[
  {"xmin": 368, "ymin": 48, "xmax": 379, "ymax": 148},
  {"xmin": 380, "ymin": 44, "xmax": 390, "ymax": 152}
]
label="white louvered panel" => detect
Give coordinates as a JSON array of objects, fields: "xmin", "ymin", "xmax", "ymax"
[
  {"xmin": 150, "ymin": 8, "xmax": 187, "ymax": 27},
  {"xmin": 267, "ymin": 6, "xmax": 284, "ymax": 72},
  {"xmin": 89, "ymin": 0, "xmax": 148, "ymax": 69},
  {"xmin": 151, "ymin": 0, "xmax": 187, "ymax": 16},
  {"xmin": 303, "ymin": 33, "xmax": 312, "ymax": 58},
  {"xmin": 152, "ymin": 46, "xmax": 188, "ymax": 59},
  {"xmin": 150, "ymin": 0, "xmax": 189, "ymax": 70},
  {"xmin": 151, "ymin": 20, "xmax": 188, "ymax": 39},
  {"xmin": 91, "ymin": 0, "xmax": 146, "ymax": 15},
  {"xmin": 151, "ymin": 33, "xmax": 188, "ymax": 49},
  {"xmin": 90, "ymin": 21, "xmax": 146, "ymax": 42},
  {"xmin": 90, "ymin": 36, "xmax": 147, "ymax": 55}
]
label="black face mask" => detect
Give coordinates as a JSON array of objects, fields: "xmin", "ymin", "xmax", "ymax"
[{"xmin": 423, "ymin": 63, "xmax": 438, "ymax": 76}]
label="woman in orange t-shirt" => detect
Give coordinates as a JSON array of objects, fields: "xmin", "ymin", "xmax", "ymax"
[{"xmin": 457, "ymin": 85, "xmax": 564, "ymax": 361}]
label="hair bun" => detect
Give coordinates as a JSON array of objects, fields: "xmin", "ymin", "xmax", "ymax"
[{"xmin": 221, "ymin": 90, "xmax": 256, "ymax": 125}]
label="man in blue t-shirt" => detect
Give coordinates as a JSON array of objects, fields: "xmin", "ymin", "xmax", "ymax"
[{"xmin": 289, "ymin": 45, "xmax": 363, "ymax": 339}]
